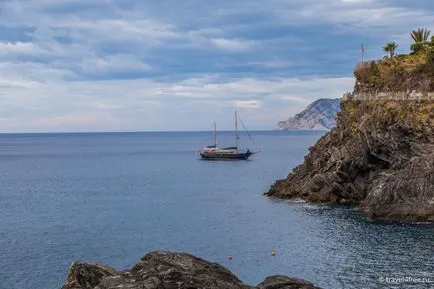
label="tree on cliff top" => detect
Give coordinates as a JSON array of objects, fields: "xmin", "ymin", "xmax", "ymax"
[
  {"xmin": 383, "ymin": 42, "xmax": 398, "ymax": 58},
  {"xmin": 410, "ymin": 28, "xmax": 431, "ymax": 53},
  {"xmin": 411, "ymin": 28, "xmax": 431, "ymax": 42}
]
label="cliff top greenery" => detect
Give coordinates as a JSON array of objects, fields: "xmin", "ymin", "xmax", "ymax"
[{"xmin": 354, "ymin": 28, "xmax": 434, "ymax": 93}]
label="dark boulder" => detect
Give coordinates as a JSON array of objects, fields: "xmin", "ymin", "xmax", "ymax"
[
  {"xmin": 60, "ymin": 251, "xmax": 322, "ymax": 289},
  {"xmin": 258, "ymin": 275, "xmax": 322, "ymax": 289}
]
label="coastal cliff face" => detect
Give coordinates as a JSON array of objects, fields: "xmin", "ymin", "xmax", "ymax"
[
  {"xmin": 267, "ymin": 39, "xmax": 434, "ymax": 221},
  {"xmin": 60, "ymin": 251, "xmax": 322, "ymax": 289},
  {"xmin": 267, "ymin": 97, "xmax": 434, "ymax": 221},
  {"xmin": 277, "ymin": 98, "xmax": 340, "ymax": 130}
]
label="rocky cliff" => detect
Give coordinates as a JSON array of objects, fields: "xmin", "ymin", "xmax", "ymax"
[
  {"xmin": 60, "ymin": 251, "xmax": 322, "ymax": 289},
  {"xmin": 277, "ymin": 98, "xmax": 340, "ymax": 130},
  {"xmin": 266, "ymin": 45, "xmax": 434, "ymax": 221},
  {"xmin": 267, "ymin": 97, "xmax": 434, "ymax": 221}
]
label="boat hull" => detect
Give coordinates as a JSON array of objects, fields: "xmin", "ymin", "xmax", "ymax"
[{"xmin": 200, "ymin": 151, "xmax": 253, "ymax": 160}]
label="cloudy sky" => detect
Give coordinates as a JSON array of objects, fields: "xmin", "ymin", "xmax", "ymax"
[{"xmin": 0, "ymin": 0, "xmax": 433, "ymax": 132}]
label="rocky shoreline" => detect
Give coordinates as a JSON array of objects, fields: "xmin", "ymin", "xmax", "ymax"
[
  {"xmin": 266, "ymin": 97, "xmax": 434, "ymax": 221},
  {"xmin": 60, "ymin": 251, "xmax": 322, "ymax": 289},
  {"xmin": 268, "ymin": 30, "xmax": 434, "ymax": 221}
]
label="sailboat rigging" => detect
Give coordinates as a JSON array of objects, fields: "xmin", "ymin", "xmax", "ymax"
[{"xmin": 198, "ymin": 112, "xmax": 257, "ymax": 160}]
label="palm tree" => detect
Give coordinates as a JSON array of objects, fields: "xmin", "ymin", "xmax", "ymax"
[
  {"xmin": 410, "ymin": 28, "xmax": 431, "ymax": 53},
  {"xmin": 410, "ymin": 28, "xmax": 431, "ymax": 43},
  {"xmin": 383, "ymin": 42, "xmax": 398, "ymax": 58}
]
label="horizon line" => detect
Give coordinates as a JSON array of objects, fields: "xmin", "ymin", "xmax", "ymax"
[
  {"xmin": 0, "ymin": 129, "xmax": 330, "ymax": 135},
  {"xmin": 0, "ymin": 129, "xmax": 276, "ymax": 135}
]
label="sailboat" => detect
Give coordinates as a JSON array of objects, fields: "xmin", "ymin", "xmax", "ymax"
[{"xmin": 198, "ymin": 112, "xmax": 257, "ymax": 160}]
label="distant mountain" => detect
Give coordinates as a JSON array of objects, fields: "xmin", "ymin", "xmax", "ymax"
[{"xmin": 277, "ymin": 98, "xmax": 341, "ymax": 130}]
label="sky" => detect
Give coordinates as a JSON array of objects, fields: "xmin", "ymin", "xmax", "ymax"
[{"xmin": 0, "ymin": 0, "xmax": 433, "ymax": 132}]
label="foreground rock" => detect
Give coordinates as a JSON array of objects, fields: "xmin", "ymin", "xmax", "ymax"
[
  {"xmin": 61, "ymin": 251, "xmax": 322, "ymax": 289},
  {"xmin": 267, "ymin": 98, "xmax": 434, "ymax": 221}
]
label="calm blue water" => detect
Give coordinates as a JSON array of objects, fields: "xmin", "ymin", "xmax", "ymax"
[{"xmin": 0, "ymin": 131, "xmax": 433, "ymax": 289}]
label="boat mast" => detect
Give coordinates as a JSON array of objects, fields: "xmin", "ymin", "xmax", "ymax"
[
  {"xmin": 235, "ymin": 111, "xmax": 239, "ymax": 149},
  {"xmin": 214, "ymin": 121, "xmax": 217, "ymax": 147}
]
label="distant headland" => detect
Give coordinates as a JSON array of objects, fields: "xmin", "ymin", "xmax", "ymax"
[{"xmin": 277, "ymin": 98, "xmax": 341, "ymax": 131}]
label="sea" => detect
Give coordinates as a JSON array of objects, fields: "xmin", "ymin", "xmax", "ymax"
[{"xmin": 0, "ymin": 131, "xmax": 433, "ymax": 289}]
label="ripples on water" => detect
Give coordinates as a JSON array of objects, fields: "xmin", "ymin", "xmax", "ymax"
[{"xmin": 0, "ymin": 132, "xmax": 433, "ymax": 289}]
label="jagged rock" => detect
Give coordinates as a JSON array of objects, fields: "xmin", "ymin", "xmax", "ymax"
[
  {"xmin": 266, "ymin": 98, "xmax": 434, "ymax": 221},
  {"xmin": 60, "ymin": 251, "xmax": 322, "ymax": 289},
  {"xmin": 277, "ymin": 98, "xmax": 340, "ymax": 130},
  {"xmin": 361, "ymin": 154, "xmax": 434, "ymax": 220}
]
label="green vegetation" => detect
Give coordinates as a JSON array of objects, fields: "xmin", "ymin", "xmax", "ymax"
[
  {"xmin": 354, "ymin": 27, "xmax": 434, "ymax": 93},
  {"xmin": 410, "ymin": 28, "xmax": 431, "ymax": 42},
  {"xmin": 383, "ymin": 42, "xmax": 398, "ymax": 58},
  {"xmin": 410, "ymin": 28, "xmax": 431, "ymax": 53},
  {"xmin": 340, "ymin": 98, "xmax": 433, "ymax": 136}
]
